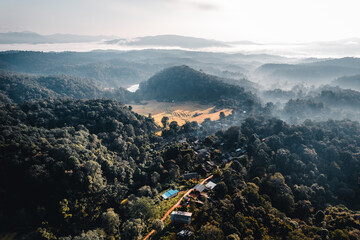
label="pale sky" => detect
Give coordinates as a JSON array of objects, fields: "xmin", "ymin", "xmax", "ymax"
[{"xmin": 1, "ymin": 0, "xmax": 359, "ymax": 43}]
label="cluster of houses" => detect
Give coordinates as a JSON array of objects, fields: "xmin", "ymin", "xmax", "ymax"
[
  {"xmin": 155, "ymin": 136, "xmax": 247, "ymax": 238},
  {"xmin": 160, "ymin": 174, "xmax": 220, "ymax": 238}
]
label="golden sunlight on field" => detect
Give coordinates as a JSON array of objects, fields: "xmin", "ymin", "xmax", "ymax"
[{"xmin": 129, "ymin": 100, "xmax": 232, "ymax": 126}]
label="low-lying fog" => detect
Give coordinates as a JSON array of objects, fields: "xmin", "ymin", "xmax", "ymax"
[{"xmin": 1, "ymin": 39, "xmax": 360, "ymax": 58}]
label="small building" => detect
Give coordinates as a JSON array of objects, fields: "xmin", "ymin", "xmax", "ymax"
[
  {"xmin": 178, "ymin": 229, "xmax": 193, "ymax": 238},
  {"xmin": 184, "ymin": 172, "xmax": 198, "ymax": 180},
  {"xmin": 205, "ymin": 181, "xmax": 217, "ymax": 190},
  {"xmin": 170, "ymin": 211, "xmax": 192, "ymax": 224},
  {"xmin": 162, "ymin": 189, "xmax": 179, "ymax": 200},
  {"xmin": 193, "ymin": 184, "xmax": 206, "ymax": 193}
]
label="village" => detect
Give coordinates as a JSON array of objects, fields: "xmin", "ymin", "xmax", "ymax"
[{"xmin": 142, "ymin": 136, "xmax": 248, "ymax": 240}]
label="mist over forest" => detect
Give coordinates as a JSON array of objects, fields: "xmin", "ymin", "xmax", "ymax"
[
  {"xmin": 1, "ymin": 33, "xmax": 360, "ymax": 240},
  {"xmin": 2, "ymin": 49, "xmax": 360, "ymax": 123}
]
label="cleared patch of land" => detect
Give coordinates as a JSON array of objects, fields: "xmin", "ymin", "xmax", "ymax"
[{"xmin": 129, "ymin": 100, "xmax": 232, "ymax": 126}]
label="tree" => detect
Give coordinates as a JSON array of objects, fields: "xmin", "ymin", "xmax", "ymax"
[
  {"xmin": 161, "ymin": 116, "xmax": 169, "ymax": 128},
  {"xmin": 219, "ymin": 111, "xmax": 226, "ymax": 120},
  {"xmin": 153, "ymin": 219, "xmax": 164, "ymax": 232},
  {"xmin": 313, "ymin": 210, "xmax": 325, "ymax": 226},
  {"xmin": 214, "ymin": 181, "xmax": 228, "ymax": 198},
  {"xmin": 199, "ymin": 224, "xmax": 225, "ymax": 240},
  {"xmin": 84, "ymin": 160, "xmax": 106, "ymax": 192},
  {"xmin": 129, "ymin": 197, "xmax": 159, "ymax": 220},
  {"xmin": 169, "ymin": 121, "xmax": 179, "ymax": 132},
  {"xmin": 138, "ymin": 185, "xmax": 152, "ymax": 197},
  {"xmin": 121, "ymin": 218, "xmax": 145, "ymax": 240},
  {"xmin": 102, "ymin": 208, "xmax": 120, "ymax": 236}
]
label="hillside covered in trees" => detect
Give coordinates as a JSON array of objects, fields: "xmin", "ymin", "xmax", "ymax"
[
  {"xmin": 0, "ymin": 71, "xmax": 133, "ymax": 103},
  {"xmin": 137, "ymin": 65, "xmax": 258, "ymax": 104},
  {"xmin": 1, "ymin": 97, "xmax": 360, "ymax": 240},
  {"xmin": 1, "ymin": 55, "xmax": 360, "ymax": 240}
]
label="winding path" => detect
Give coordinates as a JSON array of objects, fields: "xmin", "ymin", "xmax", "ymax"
[{"xmin": 143, "ymin": 175, "xmax": 213, "ymax": 240}]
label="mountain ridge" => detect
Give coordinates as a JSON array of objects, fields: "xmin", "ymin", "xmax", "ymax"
[
  {"xmin": 104, "ymin": 34, "xmax": 230, "ymax": 48},
  {"xmin": 0, "ymin": 31, "xmax": 117, "ymax": 44}
]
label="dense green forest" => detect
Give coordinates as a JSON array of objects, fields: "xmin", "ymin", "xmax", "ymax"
[
  {"xmin": 1, "ymin": 98, "xmax": 360, "ymax": 239},
  {"xmin": 0, "ymin": 71, "xmax": 132, "ymax": 103},
  {"xmin": 1, "ymin": 59, "xmax": 360, "ymax": 239}
]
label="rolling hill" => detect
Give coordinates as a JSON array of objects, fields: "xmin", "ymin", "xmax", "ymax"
[
  {"xmin": 0, "ymin": 71, "xmax": 132, "ymax": 103},
  {"xmin": 332, "ymin": 74, "xmax": 360, "ymax": 91},
  {"xmin": 137, "ymin": 65, "xmax": 258, "ymax": 104},
  {"xmin": 256, "ymin": 57, "xmax": 360, "ymax": 84}
]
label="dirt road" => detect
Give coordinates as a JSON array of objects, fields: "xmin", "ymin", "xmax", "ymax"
[{"xmin": 143, "ymin": 175, "xmax": 213, "ymax": 240}]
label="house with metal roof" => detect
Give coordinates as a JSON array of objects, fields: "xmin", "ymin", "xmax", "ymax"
[
  {"xmin": 170, "ymin": 211, "xmax": 192, "ymax": 224},
  {"xmin": 193, "ymin": 183, "xmax": 206, "ymax": 193},
  {"xmin": 161, "ymin": 189, "xmax": 179, "ymax": 200},
  {"xmin": 205, "ymin": 181, "xmax": 217, "ymax": 190}
]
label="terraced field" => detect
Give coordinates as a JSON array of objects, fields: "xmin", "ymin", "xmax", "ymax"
[{"xmin": 130, "ymin": 100, "xmax": 232, "ymax": 126}]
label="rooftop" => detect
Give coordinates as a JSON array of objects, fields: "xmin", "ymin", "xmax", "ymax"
[
  {"xmin": 193, "ymin": 183, "xmax": 206, "ymax": 192},
  {"xmin": 205, "ymin": 181, "xmax": 217, "ymax": 190},
  {"xmin": 171, "ymin": 211, "xmax": 192, "ymax": 217},
  {"xmin": 162, "ymin": 189, "xmax": 179, "ymax": 199}
]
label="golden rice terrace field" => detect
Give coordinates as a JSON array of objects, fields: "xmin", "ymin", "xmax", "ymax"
[{"xmin": 129, "ymin": 100, "xmax": 232, "ymax": 126}]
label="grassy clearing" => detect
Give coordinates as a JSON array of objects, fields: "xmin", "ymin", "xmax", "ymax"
[
  {"xmin": 158, "ymin": 193, "xmax": 183, "ymax": 218},
  {"xmin": 129, "ymin": 100, "xmax": 232, "ymax": 126}
]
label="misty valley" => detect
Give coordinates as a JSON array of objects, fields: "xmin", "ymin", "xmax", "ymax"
[{"xmin": 1, "ymin": 49, "xmax": 360, "ymax": 240}]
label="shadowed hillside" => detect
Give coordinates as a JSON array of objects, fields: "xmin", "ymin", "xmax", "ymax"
[
  {"xmin": 0, "ymin": 71, "xmax": 132, "ymax": 103},
  {"xmin": 137, "ymin": 65, "xmax": 258, "ymax": 104}
]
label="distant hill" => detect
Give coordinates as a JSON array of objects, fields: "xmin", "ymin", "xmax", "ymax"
[
  {"xmin": 105, "ymin": 35, "xmax": 230, "ymax": 49},
  {"xmin": 0, "ymin": 31, "xmax": 116, "ymax": 44},
  {"xmin": 222, "ymin": 77, "xmax": 259, "ymax": 93},
  {"xmin": 256, "ymin": 57, "xmax": 360, "ymax": 84},
  {"xmin": 332, "ymin": 74, "xmax": 360, "ymax": 91},
  {"xmin": 314, "ymin": 86, "xmax": 360, "ymax": 109},
  {"xmin": 0, "ymin": 71, "xmax": 132, "ymax": 103},
  {"xmin": 137, "ymin": 65, "xmax": 258, "ymax": 104},
  {"xmin": 0, "ymin": 51, "xmax": 159, "ymax": 88},
  {"xmin": 0, "ymin": 50, "xmax": 260, "ymax": 88}
]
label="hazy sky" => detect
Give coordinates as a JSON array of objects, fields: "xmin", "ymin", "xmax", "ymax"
[{"xmin": 1, "ymin": 0, "xmax": 360, "ymax": 43}]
